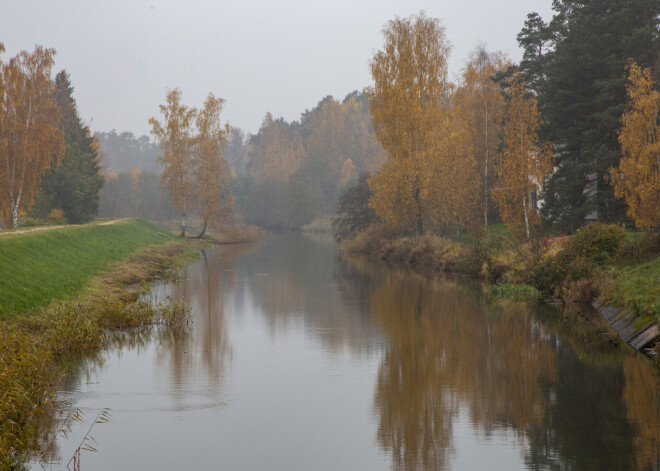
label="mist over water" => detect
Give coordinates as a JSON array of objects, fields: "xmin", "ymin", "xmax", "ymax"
[{"xmin": 33, "ymin": 235, "xmax": 660, "ymax": 470}]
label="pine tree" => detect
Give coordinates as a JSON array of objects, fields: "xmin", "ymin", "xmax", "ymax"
[{"xmin": 521, "ymin": 0, "xmax": 660, "ymax": 232}]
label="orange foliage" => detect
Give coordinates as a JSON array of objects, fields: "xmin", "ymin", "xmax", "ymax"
[
  {"xmin": 611, "ymin": 60, "xmax": 660, "ymax": 229},
  {"xmin": 366, "ymin": 12, "xmax": 451, "ymax": 234},
  {"xmin": 0, "ymin": 45, "xmax": 65, "ymax": 228},
  {"xmin": 494, "ymin": 69, "xmax": 553, "ymax": 238},
  {"xmin": 194, "ymin": 93, "xmax": 233, "ymax": 234},
  {"xmin": 149, "ymin": 88, "xmax": 196, "ymax": 236}
]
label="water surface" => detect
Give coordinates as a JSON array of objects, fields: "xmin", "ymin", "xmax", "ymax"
[{"xmin": 33, "ymin": 234, "xmax": 660, "ymax": 470}]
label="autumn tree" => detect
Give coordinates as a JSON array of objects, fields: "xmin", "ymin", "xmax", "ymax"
[
  {"xmin": 494, "ymin": 70, "xmax": 553, "ymax": 238},
  {"xmin": 248, "ymin": 113, "xmax": 304, "ymax": 183},
  {"xmin": 149, "ymin": 88, "xmax": 196, "ymax": 236},
  {"xmin": 457, "ymin": 45, "xmax": 508, "ymax": 227},
  {"xmin": 610, "ymin": 60, "xmax": 660, "ymax": 230},
  {"xmin": 424, "ymin": 95, "xmax": 480, "ymax": 237},
  {"xmin": 366, "ymin": 12, "xmax": 451, "ymax": 234},
  {"xmin": 522, "ymin": 0, "xmax": 660, "ymax": 231},
  {"xmin": 33, "ymin": 70, "xmax": 104, "ymax": 224},
  {"xmin": 0, "ymin": 45, "xmax": 65, "ymax": 228},
  {"xmin": 193, "ymin": 93, "xmax": 233, "ymax": 238}
]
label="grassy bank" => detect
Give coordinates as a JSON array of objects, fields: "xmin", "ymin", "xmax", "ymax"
[
  {"xmin": 344, "ymin": 223, "xmax": 660, "ymax": 324},
  {"xmin": 0, "ymin": 219, "xmax": 174, "ymax": 319},
  {"xmin": 0, "ymin": 219, "xmax": 208, "ymax": 467}
]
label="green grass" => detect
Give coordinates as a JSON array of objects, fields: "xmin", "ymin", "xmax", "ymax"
[
  {"xmin": 606, "ymin": 255, "xmax": 660, "ymax": 321},
  {"xmin": 488, "ymin": 283, "xmax": 541, "ymax": 300},
  {"xmin": 0, "ymin": 219, "xmax": 175, "ymax": 319}
]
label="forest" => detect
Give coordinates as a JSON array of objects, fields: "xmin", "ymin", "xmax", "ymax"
[{"xmin": 1, "ymin": 0, "xmax": 659, "ymax": 237}]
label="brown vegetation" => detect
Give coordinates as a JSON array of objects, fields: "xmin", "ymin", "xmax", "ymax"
[{"xmin": 0, "ymin": 240, "xmax": 200, "ymax": 467}]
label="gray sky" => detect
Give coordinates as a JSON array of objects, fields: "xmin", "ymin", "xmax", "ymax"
[{"xmin": 2, "ymin": 0, "xmax": 554, "ymax": 137}]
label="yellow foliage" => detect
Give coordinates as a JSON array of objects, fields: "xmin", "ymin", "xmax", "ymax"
[
  {"xmin": 611, "ymin": 60, "xmax": 660, "ymax": 229},
  {"xmin": 149, "ymin": 88, "xmax": 197, "ymax": 230},
  {"xmin": 194, "ymin": 93, "xmax": 233, "ymax": 230},
  {"xmin": 366, "ymin": 12, "xmax": 451, "ymax": 234},
  {"xmin": 494, "ymin": 69, "xmax": 553, "ymax": 238},
  {"xmin": 249, "ymin": 113, "xmax": 304, "ymax": 183},
  {"xmin": 423, "ymin": 100, "xmax": 481, "ymax": 236},
  {"xmin": 457, "ymin": 46, "xmax": 509, "ymax": 226},
  {"xmin": 0, "ymin": 46, "xmax": 65, "ymax": 228}
]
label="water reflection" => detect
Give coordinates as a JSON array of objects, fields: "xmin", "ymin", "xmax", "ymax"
[
  {"xmin": 31, "ymin": 235, "xmax": 659, "ymax": 470},
  {"xmin": 152, "ymin": 247, "xmax": 233, "ymax": 408},
  {"xmin": 346, "ymin": 257, "xmax": 660, "ymax": 471}
]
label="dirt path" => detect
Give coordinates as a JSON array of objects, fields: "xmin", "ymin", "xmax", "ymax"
[{"xmin": 0, "ymin": 219, "xmax": 129, "ymax": 237}]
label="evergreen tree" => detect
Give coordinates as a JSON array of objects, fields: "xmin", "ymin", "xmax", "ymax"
[
  {"xmin": 33, "ymin": 71, "xmax": 104, "ymax": 223},
  {"xmin": 519, "ymin": 0, "xmax": 660, "ymax": 232}
]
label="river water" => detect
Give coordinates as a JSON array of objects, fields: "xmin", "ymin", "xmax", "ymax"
[{"xmin": 32, "ymin": 234, "xmax": 660, "ymax": 470}]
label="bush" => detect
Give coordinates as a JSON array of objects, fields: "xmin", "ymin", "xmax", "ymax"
[
  {"xmin": 47, "ymin": 208, "xmax": 67, "ymax": 225},
  {"xmin": 332, "ymin": 174, "xmax": 380, "ymax": 242},
  {"xmin": 344, "ymin": 223, "xmax": 397, "ymax": 254},
  {"xmin": 21, "ymin": 216, "xmax": 44, "ymax": 228},
  {"xmin": 562, "ymin": 223, "xmax": 625, "ymax": 262},
  {"xmin": 532, "ymin": 223, "xmax": 625, "ymax": 298}
]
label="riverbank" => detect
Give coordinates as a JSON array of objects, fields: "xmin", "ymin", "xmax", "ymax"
[
  {"xmin": 343, "ymin": 223, "xmax": 660, "ymax": 363},
  {"xmin": 0, "ymin": 220, "xmax": 218, "ymax": 467}
]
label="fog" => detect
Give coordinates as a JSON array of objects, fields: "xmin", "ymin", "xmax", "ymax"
[{"xmin": 2, "ymin": 0, "xmax": 553, "ymax": 136}]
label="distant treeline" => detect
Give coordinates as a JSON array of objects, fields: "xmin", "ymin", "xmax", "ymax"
[
  {"xmin": 96, "ymin": 130, "xmax": 161, "ymax": 174},
  {"xmin": 230, "ymin": 91, "xmax": 386, "ymax": 228}
]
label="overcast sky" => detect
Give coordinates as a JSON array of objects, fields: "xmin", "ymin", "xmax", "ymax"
[{"xmin": 2, "ymin": 0, "xmax": 554, "ymax": 137}]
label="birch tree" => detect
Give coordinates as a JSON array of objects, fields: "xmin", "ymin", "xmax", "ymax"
[
  {"xmin": 0, "ymin": 45, "xmax": 65, "ymax": 228},
  {"xmin": 610, "ymin": 60, "xmax": 660, "ymax": 229},
  {"xmin": 458, "ymin": 46, "xmax": 508, "ymax": 227},
  {"xmin": 149, "ymin": 88, "xmax": 196, "ymax": 236},
  {"xmin": 366, "ymin": 12, "xmax": 451, "ymax": 234},
  {"xmin": 494, "ymin": 70, "xmax": 553, "ymax": 238},
  {"xmin": 194, "ymin": 93, "xmax": 233, "ymax": 238}
]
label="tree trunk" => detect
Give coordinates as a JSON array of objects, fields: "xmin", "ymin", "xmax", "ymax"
[
  {"xmin": 181, "ymin": 211, "xmax": 186, "ymax": 238},
  {"xmin": 11, "ymin": 191, "xmax": 21, "ymax": 229},
  {"xmin": 451, "ymin": 181, "xmax": 460, "ymax": 238},
  {"xmin": 196, "ymin": 218, "xmax": 208, "ymax": 239},
  {"xmin": 484, "ymin": 106, "xmax": 489, "ymax": 227},
  {"xmin": 11, "ymin": 204, "xmax": 19, "ymax": 229},
  {"xmin": 523, "ymin": 194, "xmax": 530, "ymax": 239}
]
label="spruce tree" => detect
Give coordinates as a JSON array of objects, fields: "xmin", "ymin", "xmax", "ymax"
[
  {"xmin": 33, "ymin": 71, "xmax": 104, "ymax": 223},
  {"xmin": 518, "ymin": 0, "xmax": 660, "ymax": 232}
]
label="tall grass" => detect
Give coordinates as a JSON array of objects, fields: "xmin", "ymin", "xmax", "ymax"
[{"xmin": 0, "ymin": 219, "xmax": 174, "ymax": 319}]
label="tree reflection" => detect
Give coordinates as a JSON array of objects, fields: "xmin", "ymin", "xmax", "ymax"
[
  {"xmin": 154, "ymin": 246, "xmax": 235, "ymax": 407},
  {"xmin": 369, "ymin": 273, "xmax": 557, "ymax": 470},
  {"xmin": 363, "ymin": 264, "xmax": 659, "ymax": 471}
]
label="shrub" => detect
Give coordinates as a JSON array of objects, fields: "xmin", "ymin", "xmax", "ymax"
[
  {"xmin": 561, "ymin": 278, "xmax": 600, "ymax": 304},
  {"xmin": 563, "ymin": 223, "xmax": 625, "ymax": 262},
  {"xmin": 532, "ymin": 223, "xmax": 625, "ymax": 298},
  {"xmin": 344, "ymin": 223, "xmax": 397, "ymax": 254},
  {"xmin": 47, "ymin": 208, "xmax": 67, "ymax": 225},
  {"xmin": 332, "ymin": 174, "xmax": 380, "ymax": 242}
]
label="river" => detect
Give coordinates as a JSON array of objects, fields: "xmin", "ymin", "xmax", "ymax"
[{"xmin": 31, "ymin": 234, "xmax": 660, "ymax": 470}]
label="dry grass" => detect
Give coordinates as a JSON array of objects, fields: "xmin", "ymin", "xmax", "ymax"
[
  {"xmin": 0, "ymin": 240, "xmax": 200, "ymax": 467},
  {"xmin": 208, "ymin": 224, "xmax": 264, "ymax": 244},
  {"xmin": 344, "ymin": 225, "xmax": 465, "ymax": 274}
]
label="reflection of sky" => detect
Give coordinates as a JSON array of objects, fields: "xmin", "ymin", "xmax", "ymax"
[{"xmin": 31, "ymin": 235, "xmax": 660, "ymax": 471}]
